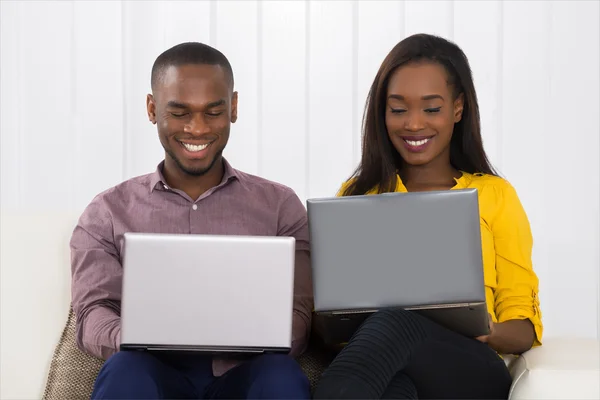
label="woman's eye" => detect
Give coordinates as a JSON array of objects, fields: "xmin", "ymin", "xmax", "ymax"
[
  {"xmin": 390, "ymin": 109, "xmax": 406, "ymax": 114},
  {"xmin": 425, "ymin": 107, "xmax": 441, "ymax": 113}
]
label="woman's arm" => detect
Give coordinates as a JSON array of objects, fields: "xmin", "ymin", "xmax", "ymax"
[{"xmin": 485, "ymin": 181, "xmax": 543, "ymax": 354}]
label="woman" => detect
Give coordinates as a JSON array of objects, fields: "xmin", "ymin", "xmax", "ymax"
[{"xmin": 313, "ymin": 33, "xmax": 543, "ymax": 400}]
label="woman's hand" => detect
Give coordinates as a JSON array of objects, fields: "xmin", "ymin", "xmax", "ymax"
[
  {"xmin": 476, "ymin": 314, "xmax": 535, "ymax": 355},
  {"xmin": 475, "ymin": 313, "xmax": 495, "ymax": 343}
]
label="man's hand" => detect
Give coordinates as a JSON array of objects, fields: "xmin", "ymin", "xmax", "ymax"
[{"xmin": 475, "ymin": 313, "xmax": 495, "ymax": 343}]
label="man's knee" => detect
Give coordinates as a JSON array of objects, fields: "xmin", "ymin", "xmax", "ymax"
[
  {"xmin": 92, "ymin": 351, "xmax": 162, "ymax": 399},
  {"xmin": 249, "ymin": 354, "xmax": 310, "ymax": 397},
  {"xmin": 99, "ymin": 351, "xmax": 156, "ymax": 377}
]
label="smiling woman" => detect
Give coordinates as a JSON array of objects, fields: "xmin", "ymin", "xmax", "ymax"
[{"xmin": 315, "ymin": 33, "xmax": 541, "ymax": 400}]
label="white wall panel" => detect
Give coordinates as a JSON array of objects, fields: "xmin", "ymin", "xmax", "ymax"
[
  {"xmin": 1, "ymin": 0, "xmax": 598, "ymax": 342},
  {"xmin": 453, "ymin": 0, "xmax": 502, "ymax": 170},
  {"xmin": 501, "ymin": 1, "xmax": 553, "ymax": 334},
  {"xmin": 404, "ymin": 0, "xmax": 454, "ymax": 39},
  {"xmin": 544, "ymin": 0, "xmax": 600, "ymax": 338},
  {"xmin": 73, "ymin": 1, "xmax": 124, "ymax": 209},
  {"xmin": 260, "ymin": 1, "xmax": 307, "ymax": 201},
  {"xmin": 356, "ymin": 1, "xmax": 404, "ymax": 167},
  {"xmin": 18, "ymin": 1, "xmax": 75, "ymax": 211},
  {"xmin": 163, "ymin": 1, "xmax": 212, "ymax": 49},
  {"xmin": 308, "ymin": 1, "xmax": 355, "ymax": 198},
  {"xmin": 215, "ymin": 0, "xmax": 260, "ymax": 175},
  {"xmin": 122, "ymin": 1, "xmax": 168, "ymax": 179},
  {"xmin": 0, "ymin": 1, "xmax": 20, "ymax": 208}
]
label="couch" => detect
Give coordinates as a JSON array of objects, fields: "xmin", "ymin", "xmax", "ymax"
[{"xmin": 1, "ymin": 211, "xmax": 599, "ymax": 399}]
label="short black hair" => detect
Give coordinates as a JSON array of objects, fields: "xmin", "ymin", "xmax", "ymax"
[{"xmin": 150, "ymin": 42, "xmax": 234, "ymax": 92}]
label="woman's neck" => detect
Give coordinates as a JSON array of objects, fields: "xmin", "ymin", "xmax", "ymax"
[{"xmin": 399, "ymin": 157, "xmax": 461, "ymax": 192}]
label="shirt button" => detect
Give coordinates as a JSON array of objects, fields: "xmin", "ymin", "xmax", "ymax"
[
  {"xmin": 192, "ymin": 204, "xmax": 198, "ymax": 211},
  {"xmin": 163, "ymin": 185, "xmax": 169, "ymax": 190}
]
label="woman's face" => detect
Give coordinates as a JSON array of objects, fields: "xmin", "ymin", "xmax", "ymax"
[{"xmin": 385, "ymin": 62, "xmax": 464, "ymax": 167}]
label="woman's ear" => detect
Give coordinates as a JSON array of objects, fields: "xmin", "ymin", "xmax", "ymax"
[{"xmin": 454, "ymin": 93, "xmax": 464, "ymax": 123}]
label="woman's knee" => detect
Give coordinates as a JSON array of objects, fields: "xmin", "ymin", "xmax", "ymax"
[{"xmin": 363, "ymin": 308, "xmax": 424, "ymax": 330}]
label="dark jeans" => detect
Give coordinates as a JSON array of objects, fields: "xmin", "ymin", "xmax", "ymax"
[
  {"xmin": 313, "ymin": 308, "xmax": 512, "ymax": 399},
  {"xmin": 91, "ymin": 352, "xmax": 310, "ymax": 399}
]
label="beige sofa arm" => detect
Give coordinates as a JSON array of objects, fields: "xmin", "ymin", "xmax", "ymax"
[{"xmin": 508, "ymin": 337, "xmax": 599, "ymax": 400}]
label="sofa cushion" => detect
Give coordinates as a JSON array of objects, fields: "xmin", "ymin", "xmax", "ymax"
[
  {"xmin": 43, "ymin": 309, "xmax": 332, "ymax": 399},
  {"xmin": 42, "ymin": 309, "xmax": 104, "ymax": 400},
  {"xmin": 508, "ymin": 337, "xmax": 600, "ymax": 400}
]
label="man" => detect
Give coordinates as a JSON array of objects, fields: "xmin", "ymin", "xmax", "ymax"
[{"xmin": 70, "ymin": 42, "xmax": 313, "ymax": 399}]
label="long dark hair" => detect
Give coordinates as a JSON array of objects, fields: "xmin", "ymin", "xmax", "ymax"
[{"xmin": 342, "ymin": 33, "xmax": 498, "ymax": 196}]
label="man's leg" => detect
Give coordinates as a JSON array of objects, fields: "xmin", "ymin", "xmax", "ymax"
[
  {"xmin": 91, "ymin": 351, "xmax": 198, "ymax": 399},
  {"xmin": 206, "ymin": 354, "xmax": 311, "ymax": 399}
]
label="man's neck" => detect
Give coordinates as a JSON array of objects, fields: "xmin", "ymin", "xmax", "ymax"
[{"xmin": 162, "ymin": 157, "xmax": 225, "ymax": 201}]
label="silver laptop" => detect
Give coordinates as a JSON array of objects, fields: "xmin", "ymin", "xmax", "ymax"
[
  {"xmin": 306, "ymin": 188, "xmax": 489, "ymax": 344},
  {"xmin": 120, "ymin": 233, "xmax": 296, "ymax": 354}
]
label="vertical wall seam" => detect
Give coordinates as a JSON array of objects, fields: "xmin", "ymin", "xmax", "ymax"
[
  {"xmin": 352, "ymin": 0, "xmax": 359, "ymax": 169},
  {"xmin": 305, "ymin": 0, "xmax": 311, "ymax": 200},
  {"xmin": 71, "ymin": 0, "xmax": 77, "ymax": 210},
  {"xmin": 449, "ymin": 0, "xmax": 455, "ymax": 39},
  {"xmin": 256, "ymin": 1, "xmax": 263, "ymax": 176},
  {"xmin": 399, "ymin": 0, "xmax": 406, "ymax": 39},
  {"xmin": 121, "ymin": 1, "xmax": 128, "ymax": 180},
  {"xmin": 210, "ymin": 0, "xmax": 217, "ymax": 46},
  {"xmin": 496, "ymin": 0, "xmax": 504, "ymax": 175},
  {"xmin": 16, "ymin": 1, "xmax": 23, "ymax": 206}
]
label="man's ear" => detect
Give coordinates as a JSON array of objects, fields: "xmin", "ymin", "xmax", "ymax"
[
  {"xmin": 147, "ymin": 94, "xmax": 157, "ymax": 124},
  {"xmin": 231, "ymin": 91, "xmax": 238, "ymax": 123},
  {"xmin": 454, "ymin": 93, "xmax": 464, "ymax": 123}
]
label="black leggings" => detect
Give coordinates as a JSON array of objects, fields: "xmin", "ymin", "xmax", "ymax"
[{"xmin": 313, "ymin": 308, "xmax": 512, "ymax": 399}]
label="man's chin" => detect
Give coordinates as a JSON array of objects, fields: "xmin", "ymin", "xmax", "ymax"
[
  {"xmin": 165, "ymin": 146, "xmax": 223, "ymax": 177},
  {"xmin": 179, "ymin": 162, "xmax": 213, "ymax": 177},
  {"xmin": 176, "ymin": 155, "xmax": 222, "ymax": 177}
]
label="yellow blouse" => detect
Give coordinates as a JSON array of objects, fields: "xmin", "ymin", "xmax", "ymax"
[{"xmin": 338, "ymin": 172, "xmax": 543, "ymax": 346}]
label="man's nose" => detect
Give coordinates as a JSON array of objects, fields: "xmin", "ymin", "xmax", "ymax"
[{"xmin": 184, "ymin": 114, "xmax": 211, "ymax": 136}]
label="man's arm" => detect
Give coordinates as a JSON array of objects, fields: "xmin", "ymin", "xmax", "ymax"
[
  {"xmin": 70, "ymin": 197, "xmax": 123, "ymax": 360},
  {"xmin": 277, "ymin": 193, "xmax": 314, "ymax": 357}
]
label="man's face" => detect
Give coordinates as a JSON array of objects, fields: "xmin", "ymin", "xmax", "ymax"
[{"xmin": 146, "ymin": 64, "xmax": 238, "ymax": 176}]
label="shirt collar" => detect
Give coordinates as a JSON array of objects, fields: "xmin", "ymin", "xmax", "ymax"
[
  {"xmin": 393, "ymin": 171, "xmax": 473, "ymax": 192},
  {"xmin": 149, "ymin": 158, "xmax": 239, "ymax": 192}
]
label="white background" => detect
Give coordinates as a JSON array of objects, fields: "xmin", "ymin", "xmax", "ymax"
[{"xmin": 1, "ymin": 0, "xmax": 598, "ymax": 357}]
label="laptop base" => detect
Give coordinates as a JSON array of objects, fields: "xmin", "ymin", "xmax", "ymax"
[
  {"xmin": 120, "ymin": 344, "xmax": 291, "ymax": 356},
  {"xmin": 313, "ymin": 302, "xmax": 490, "ymax": 346}
]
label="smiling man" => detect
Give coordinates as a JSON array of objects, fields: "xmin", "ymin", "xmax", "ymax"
[{"xmin": 70, "ymin": 42, "xmax": 313, "ymax": 399}]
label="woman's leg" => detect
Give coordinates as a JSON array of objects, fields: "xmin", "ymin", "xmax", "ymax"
[
  {"xmin": 313, "ymin": 308, "xmax": 511, "ymax": 399},
  {"xmin": 381, "ymin": 372, "xmax": 418, "ymax": 399}
]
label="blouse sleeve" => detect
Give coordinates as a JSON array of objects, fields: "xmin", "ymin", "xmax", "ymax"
[{"xmin": 491, "ymin": 181, "xmax": 543, "ymax": 346}]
